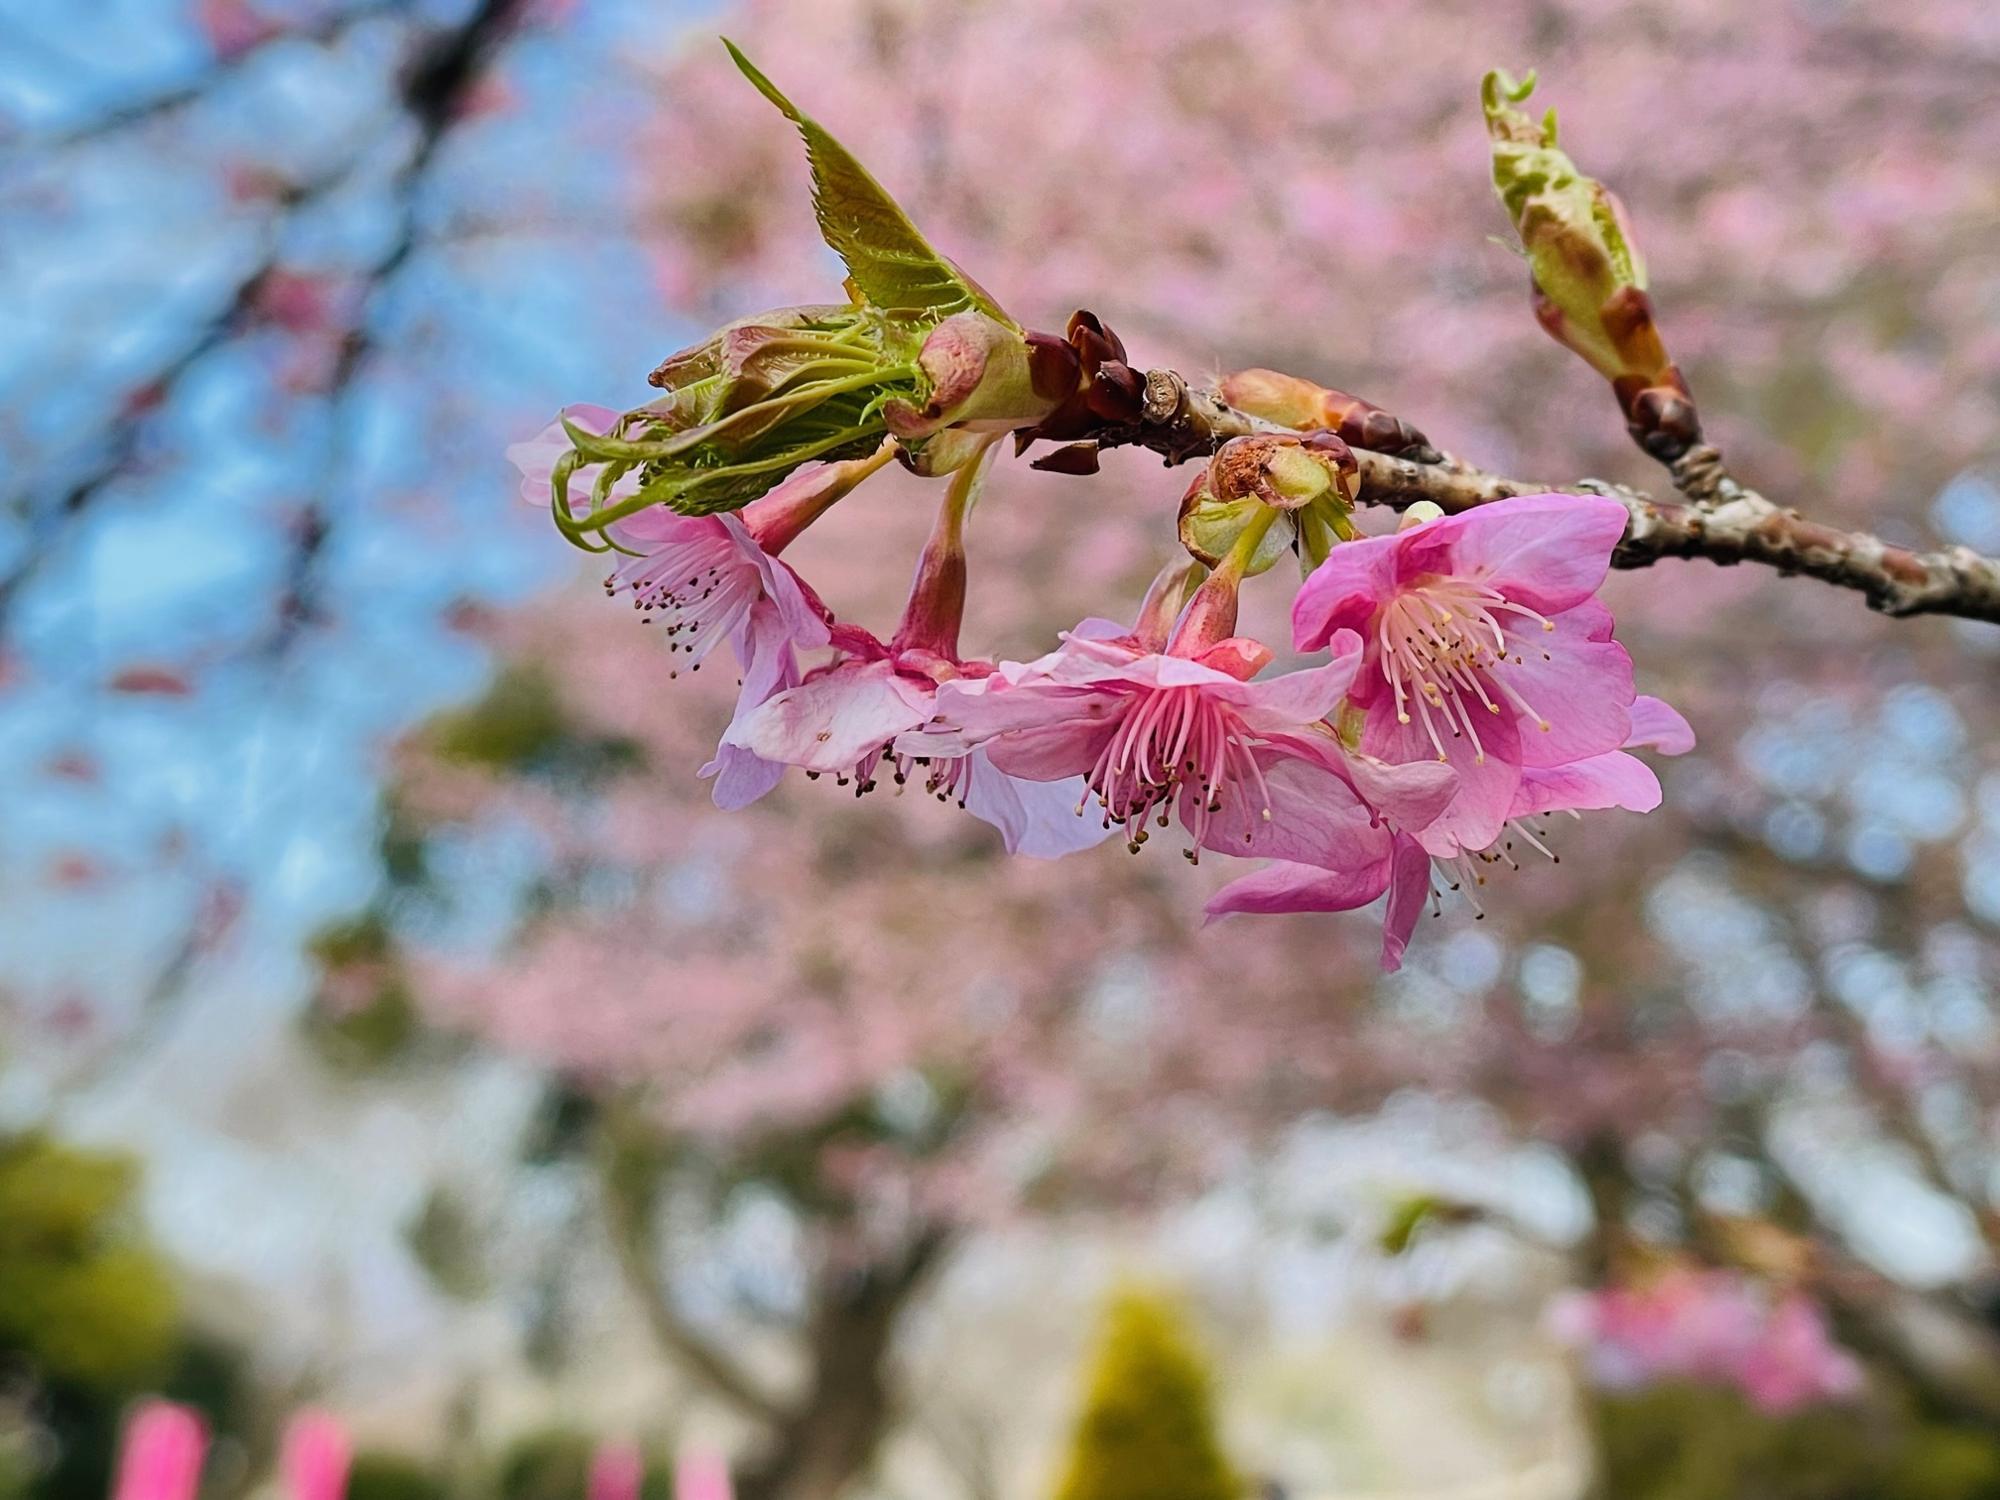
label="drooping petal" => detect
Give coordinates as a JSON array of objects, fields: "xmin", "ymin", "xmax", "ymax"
[
  {"xmin": 1205, "ymin": 856, "xmax": 1393, "ymax": 919},
  {"xmin": 702, "ymin": 742, "xmax": 789, "ymax": 811},
  {"xmin": 1626, "ymin": 693, "xmax": 1695, "ymax": 754},
  {"xmin": 1515, "ymin": 751, "xmax": 1662, "ymax": 816},
  {"xmin": 1380, "ymin": 833, "xmax": 1436, "ymax": 972},
  {"xmin": 702, "ymin": 603, "xmax": 800, "ymax": 809},
  {"xmin": 960, "ymin": 753, "xmax": 1110, "ymax": 858},
  {"xmin": 727, "ymin": 512, "xmax": 832, "ymax": 651},
  {"xmin": 727, "ymin": 658, "xmax": 934, "ymax": 773},
  {"xmin": 1431, "ymin": 492, "xmax": 1630, "ymax": 613}
]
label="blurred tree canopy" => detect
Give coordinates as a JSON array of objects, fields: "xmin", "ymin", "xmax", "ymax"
[{"xmin": 0, "ymin": 1134, "xmax": 179, "ymax": 1391}]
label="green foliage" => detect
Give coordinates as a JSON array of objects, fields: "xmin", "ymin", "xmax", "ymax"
[
  {"xmin": 1052, "ymin": 1288, "xmax": 1239, "ymax": 1500},
  {"xmin": 426, "ymin": 665, "xmax": 643, "ymax": 783},
  {"xmin": 495, "ymin": 1430, "xmax": 595, "ymax": 1500},
  {"xmin": 303, "ymin": 912, "xmax": 421, "ymax": 1070},
  {"xmin": 0, "ymin": 1134, "xmax": 179, "ymax": 1392},
  {"xmin": 0, "ymin": 1430, "xmax": 33, "ymax": 1500},
  {"xmin": 403, "ymin": 1186, "xmax": 489, "ymax": 1301},
  {"xmin": 346, "ymin": 1452, "xmax": 452, "ymax": 1500},
  {"xmin": 722, "ymin": 40, "xmax": 1010, "ymax": 325},
  {"xmin": 1595, "ymin": 1383, "xmax": 2000, "ymax": 1500}
]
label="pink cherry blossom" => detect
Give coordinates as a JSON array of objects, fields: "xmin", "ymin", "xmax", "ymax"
[
  {"xmin": 723, "ymin": 631, "xmax": 1108, "ymax": 858},
  {"xmin": 1292, "ymin": 493, "xmax": 1667, "ymax": 858},
  {"xmin": 1553, "ymin": 1269, "xmax": 1863, "ymax": 1414},
  {"xmin": 930, "ymin": 621, "xmax": 1437, "ymax": 868},
  {"xmin": 723, "ymin": 450, "xmax": 1112, "ymax": 857},
  {"xmin": 112, "ymin": 1402, "xmax": 208, "ymax": 1500},
  {"xmin": 588, "ymin": 1443, "xmax": 644, "ymax": 1500},
  {"xmin": 507, "ymin": 416, "xmax": 903, "ymax": 808},
  {"xmin": 1207, "ymin": 693, "xmax": 1693, "ymax": 969},
  {"xmin": 279, "ymin": 1412, "xmax": 351, "ymax": 1500}
]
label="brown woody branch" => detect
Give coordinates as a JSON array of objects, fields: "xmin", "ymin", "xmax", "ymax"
[
  {"xmin": 597, "ymin": 1134, "xmax": 791, "ymax": 1427},
  {"xmin": 1091, "ymin": 369, "xmax": 2000, "ymax": 627}
]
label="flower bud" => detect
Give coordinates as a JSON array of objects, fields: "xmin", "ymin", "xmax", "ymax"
[
  {"xmin": 1483, "ymin": 69, "xmax": 1701, "ymax": 460},
  {"xmin": 1217, "ymin": 369, "xmax": 1437, "ymax": 460},
  {"xmin": 1178, "ymin": 434, "xmax": 1356, "ymax": 575},
  {"xmin": 1018, "ymin": 310, "xmax": 1147, "ymax": 449},
  {"xmin": 884, "ymin": 311, "xmax": 1059, "ymax": 441}
]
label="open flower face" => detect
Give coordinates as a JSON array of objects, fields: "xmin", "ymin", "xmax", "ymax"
[
  {"xmin": 1292, "ymin": 492, "xmax": 1648, "ymax": 857},
  {"xmin": 927, "ymin": 625, "xmax": 1415, "ymax": 870}
]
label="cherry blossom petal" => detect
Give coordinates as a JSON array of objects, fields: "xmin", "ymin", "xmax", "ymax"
[
  {"xmin": 1379, "ymin": 833, "xmax": 1436, "ymax": 972},
  {"xmin": 1194, "ymin": 751, "xmax": 1395, "ymax": 870},
  {"xmin": 1515, "ymin": 752, "xmax": 1662, "ymax": 816},
  {"xmin": 1431, "ymin": 492, "xmax": 1630, "ymax": 612},
  {"xmin": 925, "ymin": 675, "xmax": 1129, "ymax": 761},
  {"xmin": 505, "ymin": 404, "xmax": 629, "ymax": 509},
  {"xmin": 727, "ymin": 512, "xmax": 833, "ymax": 650},
  {"xmin": 1204, "ymin": 857, "xmax": 1393, "ymax": 919},
  {"xmin": 1494, "ymin": 600, "xmax": 1635, "ymax": 767},
  {"xmin": 1291, "ymin": 529, "xmax": 1407, "ymax": 650},
  {"xmin": 1235, "ymin": 629, "xmax": 1362, "ymax": 729},
  {"xmin": 701, "ymin": 600, "xmax": 800, "ymax": 809},
  {"xmin": 960, "ymin": 753, "xmax": 1109, "ymax": 858},
  {"xmin": 1362, "ymin": 696, "xmax": 1523, "ymax": 857},
  {"xmin": 727, "ymin": 658, "xmax": 934, "ymax": 772},
  {"xmin": 1627, "ymin": 694, "xmax": 1695, "ymax": 754}
]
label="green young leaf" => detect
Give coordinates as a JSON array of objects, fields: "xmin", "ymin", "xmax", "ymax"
[{"xmin": 723, "ymin": 39, "xmax": 1013, "ymax": 327}]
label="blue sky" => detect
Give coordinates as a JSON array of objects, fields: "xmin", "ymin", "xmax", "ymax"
[{"xmin": 0, "ymin": 0, "xmax": 725, "ymax": 1347}]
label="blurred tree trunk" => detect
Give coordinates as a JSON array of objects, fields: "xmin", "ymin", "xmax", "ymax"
[
  {"xmin": 597, "ymin": 1113, "xmax": 952, "ymax": 1500},
  {"xmin": 735, "ymin": 1228, "xmax": 952, "ymax": 1500}
]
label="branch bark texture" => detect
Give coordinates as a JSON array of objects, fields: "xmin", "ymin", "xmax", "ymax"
[{"xmin": 1102, "ymin": 370, "xmax": 2000, "ymax": 626}]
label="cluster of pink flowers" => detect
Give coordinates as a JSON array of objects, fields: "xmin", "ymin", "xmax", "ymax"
[
  {"xmin": 109, "ymin": 1402, "xmax": 730, "ymax": 1500},
  {"xmin": 1551, "ymin": 1269, "xmax": 1864, "ymax": 1414},
  {"xmin": 510, "ymin": 411, "xmax": 1689, "ymax": 970}
]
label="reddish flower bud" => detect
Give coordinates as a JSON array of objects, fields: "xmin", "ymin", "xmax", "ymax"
[{"xmin": 1217, "ymin": 369, "xmax": 1437, "ymax": 460}]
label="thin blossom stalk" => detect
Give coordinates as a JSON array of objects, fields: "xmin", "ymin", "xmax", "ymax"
[{"xmin": 726, "ymin": 441, "xmax": 1112, "ymax": 857}]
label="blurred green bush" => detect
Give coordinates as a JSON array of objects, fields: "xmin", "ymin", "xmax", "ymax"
[
  {"xmin": 0, "ymin": 1134, "xmax": 178, "ymax": 1391},
  {"xmin": 1596, "ymin": 1383, "xmax": 2000, "ymax": 1500},
  {"xmin": 1052, "ymin": 1287, "xmax": 1238, "ymax": 1500}
]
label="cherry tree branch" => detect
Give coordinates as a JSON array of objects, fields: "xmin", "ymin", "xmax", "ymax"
[
  {"xmin": 1093, "ymin": 370, "xmax": 2000, "ymax": 626},
  {"xmin": 21, "ymin": 0, "xmax": 400, "ymax": 151},
  {"xmin": 257, "ymin": 0, "xmax": 527, "ymax": 657},
  {"xmin": 597, "ymin": 1142, "xmax": 791, "ymax": 1427}
]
